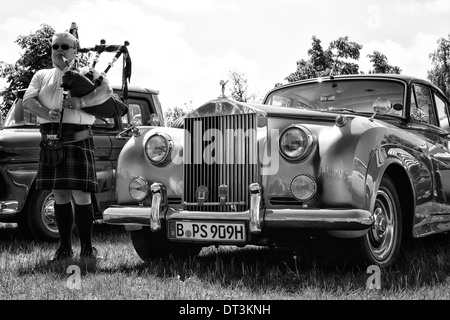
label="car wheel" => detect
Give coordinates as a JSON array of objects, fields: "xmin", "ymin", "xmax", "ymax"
[
  {"xmin": 360, "ymin": 176, "xmax": 402, "ymax": 267},
  {"xmin": 19, "ymin": 190, "xmax": 60, "ymax": 241},
  {"xmin": 130, "ymin": 227, "xmax": 202, "ymax": 261}
]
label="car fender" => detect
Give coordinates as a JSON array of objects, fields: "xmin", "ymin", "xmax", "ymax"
[{"xmin": 115, "ymin": 126, "xmax": 184, "ymax": 204}]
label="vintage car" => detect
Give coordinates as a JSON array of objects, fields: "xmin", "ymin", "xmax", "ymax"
[
  {"xmin": 0, "ymin": 85, "xmax": 164, "ymax": 241},
  {"xmin": 103, "ymin": 74, "xmax": 450, "ymax": 267}
]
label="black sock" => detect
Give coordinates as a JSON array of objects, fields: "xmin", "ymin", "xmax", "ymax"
[
  {"xmin": 74, "ymin": 203, "xmax": 94, "ymax": 253},
  {"xmin": 54, "ymin": 202, "xmax": 73, "ymax": 250}
]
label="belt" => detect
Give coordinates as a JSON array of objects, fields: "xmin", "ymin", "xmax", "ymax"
[{"xmin": 43, "ymin": 128, "xmax": 92, "ymax": 144}]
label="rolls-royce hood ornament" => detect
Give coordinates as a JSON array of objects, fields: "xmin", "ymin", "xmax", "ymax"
[{"xmin": 219, "ymin": 80, "xmax": 229, "ymax": 99}]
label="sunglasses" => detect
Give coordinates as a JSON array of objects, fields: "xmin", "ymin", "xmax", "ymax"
[{"xmin": 52, "ymin": 44, "xmax": 74, "ymax": 50}]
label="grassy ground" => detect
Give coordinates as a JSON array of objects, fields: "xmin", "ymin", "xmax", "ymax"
[{"xmin": 0, "ymin": 222, "xmax": 449, "ymax": 301}]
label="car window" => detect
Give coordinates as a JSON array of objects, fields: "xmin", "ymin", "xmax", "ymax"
[
  {"xmin": 92, "ymin": 117, "xmax": 116, "ymax": 130},
  {"xmin": 122, "ymin": 103, "xmax": 143, "ymax": 126},
  {"xmin": 434, "ymin": 92, "xmax": 450, "ymax": 132},
  {"xmin": 411, "ymin": 84, "xmax": 437, "ymax": 126},
  {"xmin": 92, "ymin": 99, "xmax": 147, "ymax": 131},
  {"xmin": 121, "ymin": 98, "xmax": 161, "ymax": 126},
  {"xmin": 264, "ymin": 79, "xmax": 405, "ymax": 116}
]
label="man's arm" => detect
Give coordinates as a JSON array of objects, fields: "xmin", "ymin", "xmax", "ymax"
[
  {"xmin": 23, "ymin": 71, "xmax": 55, "ymax": 121},
  {"xmin": 23, "ymin": 97, "xmax": 57, "ymax": 121}
]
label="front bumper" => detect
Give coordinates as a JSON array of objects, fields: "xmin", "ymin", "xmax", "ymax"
[
  {"xmin": 103, "ymin": 182, "xmax": 374, "ymax": 237},
  {"xmin": 104, "ymin": 206, "xmax": 374, "ymax": 229},
  {"xmin": 0, "ymin": 200, "xmax": 19, "ymax": 218}
]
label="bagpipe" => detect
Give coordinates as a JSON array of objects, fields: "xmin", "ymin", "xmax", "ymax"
[{"xmin": 61, "ymin": 22, "xmax": 131, "ymax": 118}]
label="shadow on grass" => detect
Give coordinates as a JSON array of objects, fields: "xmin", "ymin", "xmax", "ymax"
[
  {"xmin": 2, "ymin": 222, "xmax": 126, "ymax": 277},
  {"xmin": 4, "ymin": 220, "xmax": 449, "ymax": 293},
  {"xmin": 96, "ymin": 231, "xmax": 450, "ymax": 293}
]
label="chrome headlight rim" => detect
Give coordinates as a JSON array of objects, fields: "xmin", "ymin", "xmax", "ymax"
[
  {"xmin": 145, "ymin": 132, "xmax": 173, "ymax": 166},
  {"xmin": 279, "ymin": 125, "xmax": 314, "ymax": 161},
  {"xmin": 129, "ymin": 177, "xmax": 150, "ymax": 202}
]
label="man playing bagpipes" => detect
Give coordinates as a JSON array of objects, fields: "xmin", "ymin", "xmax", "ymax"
[{"xmin": 23, "ymin": 26, "xmax": 131, "ymax": 261}]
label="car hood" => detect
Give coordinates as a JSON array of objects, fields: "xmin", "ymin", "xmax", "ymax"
[
  {"xmin": 186, "ymin": 97, "xmax": 351, "ymax": 123},
  {"xmin": 0, "ymin": 127, "xmax": 41, "ymax": 162}
]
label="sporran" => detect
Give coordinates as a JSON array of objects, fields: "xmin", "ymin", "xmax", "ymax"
[{"xmin": 40, "ymin": 136, "xmax": 64, "ymax": 167}]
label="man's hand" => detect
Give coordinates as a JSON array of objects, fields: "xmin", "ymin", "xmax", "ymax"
[
  {"xmin": 62, "ymin": 97, "xmax": 82, "ymax": 110},
  {"xmin": 48, "ymin": 109, "xmax": 62, "ymax": 122}
]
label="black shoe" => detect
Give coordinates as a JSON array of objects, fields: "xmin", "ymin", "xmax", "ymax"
[
  {"xmin": 50, "ymin": 247, "xmax": 74, "ymax": 262},
  {"xmin": 80, "ymin": 246, "xmax": 103, "ymax": 260}
]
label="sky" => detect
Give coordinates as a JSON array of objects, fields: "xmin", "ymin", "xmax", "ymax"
[{"xmin": 0, "ymin": 0, "xmax": 449, "ymax": 112}]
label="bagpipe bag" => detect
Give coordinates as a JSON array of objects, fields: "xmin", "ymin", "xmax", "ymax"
[{"xmin": 62, "ymin": 66, "xmax": 128, "ymax": 118}]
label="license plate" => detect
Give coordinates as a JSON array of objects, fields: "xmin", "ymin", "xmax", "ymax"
[{"xmin": 168, "ymin": 221, "xmax": 246, "ymax": 243}]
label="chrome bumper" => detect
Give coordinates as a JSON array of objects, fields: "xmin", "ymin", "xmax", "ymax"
[
  {"xmin": 103, "ymin": 182, "xmax": 374, "ymax": 234},
  {"xmin": 103, "ymin": 206, "xmax": 374, "ymax": 229},
  {"xmin": 0, "ymin": 201, "xmax": 19, "ymax": 216}
]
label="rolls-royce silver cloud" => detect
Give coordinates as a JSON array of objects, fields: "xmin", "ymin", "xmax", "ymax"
[{"xmin": 103, "ymin": 74, "xmax": 450, "ymax": 267}]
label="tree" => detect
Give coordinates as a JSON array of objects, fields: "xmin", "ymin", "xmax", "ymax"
[
  {"xmin": 428, "ymin": 35, "xmax": 450, "ymax": 98},
  {"xmin": 0, "ymin": 24, "xmax": 55, "ymax": 114},
  {"xmin": 285, "ymin": 36, "xmax": 363, "ymax": 82},
  {"xmin": 0, "ymin": 24, "xmax": 89, "ymax": 117},
  {"xmin": 367, "ymin": 51, "xmax": 401, "ymax": 74},
  {"xmin": 228, "ymin": 69, "xmax": 258, "ymax": 103},
  {"xmin": 164, "ymin": 102, "xmax": 194, "ymax": 127}
]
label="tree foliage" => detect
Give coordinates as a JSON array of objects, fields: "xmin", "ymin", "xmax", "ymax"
[
  {"xmin": 428, "ymin": 35, "xmax": 450, "ymax": 98},
  {"xmin": 228, "ymin": 69, "xmax": 258, "ymax": 103},
  {"xmin": 285, "ymin": 36, "xmax": 363, "ymax": 82},
  {"xmin": 0, "ymin": 24, "xmax": 89, "ymax": 116},
  {"xmin": 164, "ymin": 102, "xmax": 194, "ymax": 127},
  {"xmin": 0, "ymin": 24, "xmax": 55, "ymax": 113},
  {"xmin": 367, "ymin": 51, "xmax": 401, "ymax": 74}
]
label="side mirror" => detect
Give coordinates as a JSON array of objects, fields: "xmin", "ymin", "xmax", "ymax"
[{"xmin": 411, "ymin": 108, "xmax": 426, "ymax": 121}]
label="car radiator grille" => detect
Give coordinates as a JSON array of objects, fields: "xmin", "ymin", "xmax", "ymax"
[{"xmin": 184, "ymin": 114, "xmax": 258, "ymax": 212}]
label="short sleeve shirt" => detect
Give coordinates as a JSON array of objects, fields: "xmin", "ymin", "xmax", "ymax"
[{"xmin": 23, "ymin": 64, "xmax": 96, "ymax": 125}]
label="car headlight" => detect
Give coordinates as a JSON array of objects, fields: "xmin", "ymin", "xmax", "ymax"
[
  {"xmin": 290, "ymin": 174, "xmax": 316, "ymax": 201},
  {"xmin": 279, "ymin": 125, "xmax": 314, "ymax": 161},
  {"xmin": 145, "ymin": 133, "xmax": 173, "ymax": 166},
  {"xmin": 129, "ymin": 177, "xmax": 149, "ymax": 202}
]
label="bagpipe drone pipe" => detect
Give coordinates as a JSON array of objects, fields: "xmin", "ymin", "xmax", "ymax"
[{"xmin": 61, "ymin": 22, "xmax": 131, "ymax": 118}]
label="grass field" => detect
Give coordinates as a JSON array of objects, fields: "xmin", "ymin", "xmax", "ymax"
[{"xmin": 0, "ymin": 222, "xmax": 449, "ymax": 303}]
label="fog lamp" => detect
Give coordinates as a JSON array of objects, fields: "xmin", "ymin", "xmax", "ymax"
[
  {"xmin": 129, "ymin": 177, "xmax": 150, "ymax": 202},
  {"xmin": 290, "ymin": 174, "xmax": 316, "ymax": 201}
]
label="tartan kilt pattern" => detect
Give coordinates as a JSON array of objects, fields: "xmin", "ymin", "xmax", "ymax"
[{"xmin": 36, "ymin": 124, "xmax": 98, "ymax": 192}]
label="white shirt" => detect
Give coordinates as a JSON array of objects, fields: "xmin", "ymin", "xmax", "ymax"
[{"xmin": 24, "ymin": 62, "xmax": 99, "ymax": 125}]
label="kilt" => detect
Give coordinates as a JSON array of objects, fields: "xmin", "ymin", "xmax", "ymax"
[{"xmin": 36, "ymin": 123, "xmax": 98, "ymax": 192}]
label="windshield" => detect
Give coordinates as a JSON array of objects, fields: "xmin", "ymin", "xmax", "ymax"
[{"xmin": 264, "ymin": 79, "xmax": 406, "ymax": 116}]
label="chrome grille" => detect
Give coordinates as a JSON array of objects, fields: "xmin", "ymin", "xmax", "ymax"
[{"xmin": 184, "ymin": 114, "xmax": 258, "ymax": 212}]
